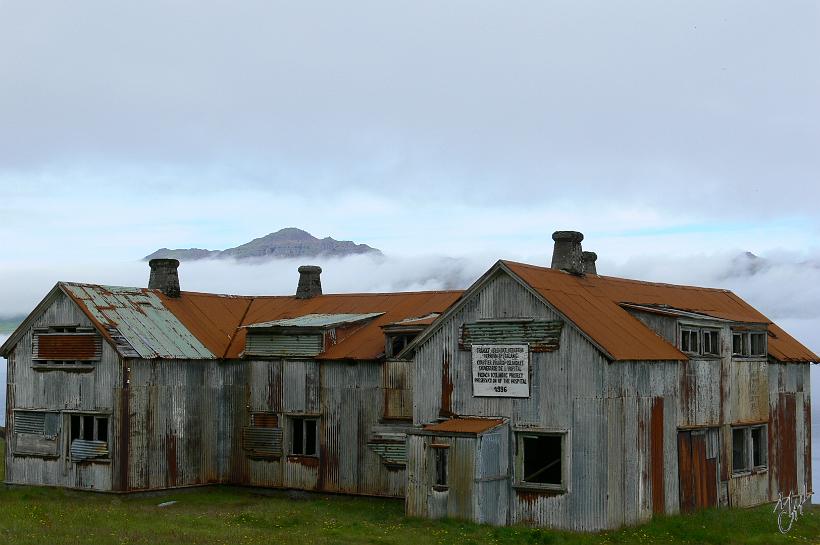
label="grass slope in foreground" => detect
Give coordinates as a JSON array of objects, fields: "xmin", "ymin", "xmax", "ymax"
[{"xmin": 0, "ymin": 439, "xmax": 817, "ymax": 545}]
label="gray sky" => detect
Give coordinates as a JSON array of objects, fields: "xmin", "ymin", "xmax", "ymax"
[{"xmin": 0, "ymin": 0, "xmax": 818, "ymax": 497}]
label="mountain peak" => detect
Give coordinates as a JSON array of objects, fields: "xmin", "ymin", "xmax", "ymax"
[{"xmin": 143, "ymin": 229, "xmax": 381, "ymax": 262}]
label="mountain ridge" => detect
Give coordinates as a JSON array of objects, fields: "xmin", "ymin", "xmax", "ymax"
[{"xmin": 143, "ymin": 228, "xmax": 382, "ymax": 262}]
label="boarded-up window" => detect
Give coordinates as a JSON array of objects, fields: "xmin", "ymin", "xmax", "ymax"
[
  {"xmin": 516, "ymin": 431, "xmax": 566, "ymax": 490},
  {"xmin": 13, "ymin": 410, "xmax": 61, "ymax": 457},
  {"xmin": 244, "ymin": 333, "xmax": 323, "ymax": 358},
  {"xmin": 383, "ymin": 360, "xmax": 412, "ymax": 420},
  {"xmin": 69, "ymin": 414, "xmax": 109, "ymax": 461},
  {"xmin": 243, "ymin": 413, "xmax": 283, "ymax": 458},
  {"xmin": 459, "ymin": 320, "xmax": 563, "ymax": 352},
  {"xmin": 33, "ymin": 327, "xmax": 101, "ymax": 364},
  {"xmin": 367, "ymin": 433, "xmax": 408, "ymax": 467}
]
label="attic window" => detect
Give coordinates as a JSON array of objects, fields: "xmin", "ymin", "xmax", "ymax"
[
  {"xmin": 732, "ymin": 331, "xmax": 767, "ymax": 358},
  {"xmin": 386, "ymin": 333, "xmax": 418, "ymax": 358},
  {"xmin": 679, "ymin": 327, "xmax": 720, "ymax": 357},
  {"xmin": 32, "ymin": 326, "xmax": 101, "ymax": 367}
]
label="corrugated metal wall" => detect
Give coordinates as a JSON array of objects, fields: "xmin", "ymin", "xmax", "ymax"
[{"xmin": 5, "ymin": 291, "xmax": 120, "ymax": 491}]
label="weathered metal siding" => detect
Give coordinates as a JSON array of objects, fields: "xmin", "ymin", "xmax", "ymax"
[
  {"xmin": 411, "ymin": 272, "xmax": 615, "ymax": 531},
  {"xmin": 767, "ymin": 362, "xmax": 812, "ymax": 501},
  {"xmin": 5, "ymin": 291, "xmax": 119, "ymax": 490},
  {"xmin": 405, "ymin": 434, "xmax": 477, "ymax": 520},
  {"xmin": 125, "ymin": 358, "xmax": 223, "ymax": 490},
  {"xmin": 234, "ymin": 358, "xmax": 406, "ymax": 497}
]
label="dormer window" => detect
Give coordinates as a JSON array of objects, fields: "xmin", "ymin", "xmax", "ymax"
[
  {"xmin": 732, "ymin": 330, "xmax": 767, "ymax": 358},
  {"xmin": 679, "ymin": 327, "xmax": 720, "ymax": 357},
  {"xmin": 386, "ymin": 332, "xmax": 419, "ymax": 358}
]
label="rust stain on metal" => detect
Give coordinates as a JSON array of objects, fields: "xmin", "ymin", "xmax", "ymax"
[
  {"xmin": 118, "ymin": 360, "xmax": 130, "ymax": 491},
  {"xmin": 166, "ymin": 432, "xmax": 178, "ymax": 487},
  {"xmin": 425, "ymin": 418, "xmax": 504, "ymax": 434},
  {"xmin": 289, "ymin": 455, "xmax": 320, "ymax": 468},
  {"xmin": 775, "ymin": 394, "xmax": 797, "ymax": 494},
  {"xmin": 650, "ymin": 396, "xmax": 665, "ymax": 515},
  {"xmin": 439, "ymin": 351, "xmax": 454, "ymax": 417},
  {"xmin": 37, "ymin": 334, "xmax": 99, "ymax": 360}
]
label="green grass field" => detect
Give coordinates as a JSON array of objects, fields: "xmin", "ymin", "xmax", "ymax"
[{"xmin": 0, "ymin": 438, "xmax": 817, "ymax": 545}]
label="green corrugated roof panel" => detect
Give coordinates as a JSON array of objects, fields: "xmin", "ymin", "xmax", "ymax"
[
  {"xmin": 63, "ymin": 283, "xmax": 215, "ymax": 360},
  {"xmin": 246, "ymin": 312, "xmax": 384, "ymax": 329}
]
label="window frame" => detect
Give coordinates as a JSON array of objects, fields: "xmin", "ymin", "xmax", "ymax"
[
  {"xmin": 430, "ymin": 444, "xmax": 449, "ymax": 491},
  {"xmin": 67, "ymin": 412, "xmax": 111, "ymax": 462},
  {"xmin": 731, "ymin": 330, "xmax": 767, "ymax": 358},
  {"xmin": 731, "ymin": 424, "xmax": 767, "ymax": 476},
  {"xmin": 513, "ymin": 429, "xmax": 570, "ymax": 492},
  {"xmin": 288, "ymin": 415, "xmax": 319, "ymax": 458},
  {"xmin": 679, "ymin": 326, "xmax": 721, "ymax": 358}
]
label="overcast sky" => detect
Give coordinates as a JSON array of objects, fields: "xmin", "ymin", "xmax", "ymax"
[{"xmin": 1, "ymin": 1, "xmax": 818, "ymax": 497}]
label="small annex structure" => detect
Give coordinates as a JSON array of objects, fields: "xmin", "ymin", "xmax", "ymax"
[{"xmin": 2, "ymin": 233, "xmax": 816, "ymax": 532}]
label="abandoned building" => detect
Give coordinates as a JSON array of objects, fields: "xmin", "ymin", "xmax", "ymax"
[{"xmin": 2, "ymin": 231, "xmax": 815, "ymax": 531}]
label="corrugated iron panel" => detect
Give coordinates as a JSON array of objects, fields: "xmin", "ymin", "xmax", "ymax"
[
  {"xmin": 33, "ymin": 333, "xmax": 101, "ymax": 361},
  {"xmin": 242, "ymin": 427, "xmax": 283, "ymax": 457},
  {"xmin": 246, "ymin": 313, "xmax": 384, "ymax": 329},
  {"xmin": 70, "ymin": 439, "xmax": 109, "ymax": 460},
  {"xmin": 244, "ymin": 333, "xmax": 322, "ymax": 357},
  {"xmin": 15, "ymin": 411, "xmax": 46, "ymax": 434},
  {"xmin": 459, "ymin": 321, "xmax": 563, "ymax": 352},
  {"xmin": 62, "ymin": 283, "xmax": 214, "ymax": 360},
  {"xmin": 367, "ymin": 434, "xmax": 407, "ymax": 466}
]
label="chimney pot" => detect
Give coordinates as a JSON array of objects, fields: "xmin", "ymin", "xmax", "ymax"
[
  {"xmin": 296, "ymin": 265, "xmax": 322, "ymax": 299},
  {"xmin": 550, "ymin": 231, "xmax": 585, "ymax": 275},
  {"xmin": 581, "ymin": 251, "xmax": 598, "ymax": 275},
  {"xmin": 148, "ymin": 258, "xmax": 181, "ymax": 297}
]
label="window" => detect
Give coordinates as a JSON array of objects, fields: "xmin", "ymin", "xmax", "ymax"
[
  {"xmin": 516, "ymin": 432, "xmax": 566, "ymax": 490},
  {"xmin": 386, "ymin": 333, "xmax": 418, "ymax": 358},
  {"xmin": 702, "ymin": 330, "xmax": 720, "ymax": 356},
  {"xmin": 290, "ymin": 417, "xmax": 318, "ymax": 456},
  {"xmin": 732, "ymin": 331, "xmax": 767, "ymax": 358},
  {"xmin": 680, "ymin": 328, "xmax": 699, "ymax": 354},
  {"xmin": 750, "ymin": 333, "xmax": 766, "ymax": 357},
  {"xmin": 68, "ymin": 414, "xmax": 109, "ymax": 461},
  {"xmin": 732, "ymin": 424, "xmax": 767, "ymax": 474},
  {"xmin": 680, "ymin": 327, "xmax": 720, "ymax": 356},
  {"xmin": 432, "ymin": 446, "xmax": 448, "ymax": 490}
]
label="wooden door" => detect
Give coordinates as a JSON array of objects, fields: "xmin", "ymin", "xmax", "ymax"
[{"xmin": 678, "ymin": 429, "xmax": 719, "ymax": 513}]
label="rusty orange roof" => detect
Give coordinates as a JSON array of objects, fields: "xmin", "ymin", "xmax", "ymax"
[
  {"xmin": 424, "ymin": 418, "xmax": 506, "ymax": 434},
  {"xmin": 159, "ymin": 289, "xmax": 462, "ymax": 360},
  {"xmin": 502, "ymin": 261, "xmax": 818, "ymax": 363}
]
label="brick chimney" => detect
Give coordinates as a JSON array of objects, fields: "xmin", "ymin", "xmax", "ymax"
[
  {"xmin": 550, "ymin": 231, "xmax": 584, "ymax": 275},
  {"xmin": 581, "ymin": 251, "xmax": 598, "ymax": 275},
  {"xmin": 296, "ymin": 265, "xmax": 322, "ymax": 299},
  {"xmin": 148, "ymin": 259, "xmax": 181, "ymax": 297}
]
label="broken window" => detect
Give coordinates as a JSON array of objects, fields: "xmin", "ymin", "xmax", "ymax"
[
  {"xmin": 386, "ymin": 333, "xmax": 417, "ymax": 358},
  {"xmin": 750, "ymin": 333, "xmax": 767, "ymax": 357},
  {"xmin": 732, "ymin": 424, "xmax": 767, "ymax": 474},
  {"xmin": 68, "ymin": 414, "xmax": 109, "ymax": 461},
  {"xmin": 680, "ymin": 327, "xmax": 721, "ymax": 356},
  {"xmin": 516, "ymin": 432, "xmax": 565, "ymax": 489},
  {"xmin": 731, "ymin": 331, "xmax": 767, "ymax": 358},
  {"xmin": 680, "ymin": 328, "xmax": 699, "ymax": 354},
  {"xmin": 290, "ymin": 416, "xmax": 318, "ymax": 456},
  {"xmin": 701, "ymin": 330, "xmax": 720, "ymax": 356},
  {"xmin": 432, "ymin": 446, "xmax": 448, "ymax": 489}
]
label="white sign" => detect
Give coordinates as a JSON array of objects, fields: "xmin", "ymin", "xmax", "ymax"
[{"xmin": 471, "ymin": 344, "xmax": 529, "ymax": 397}]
